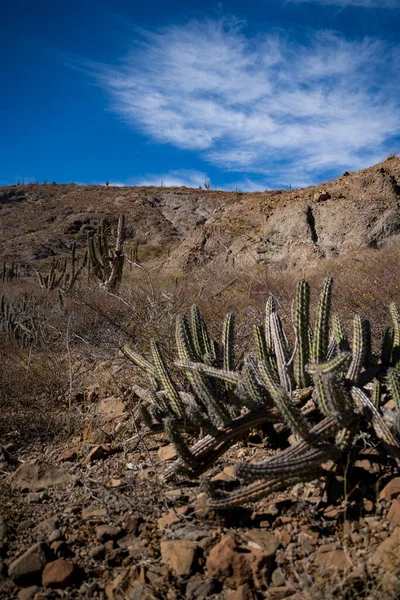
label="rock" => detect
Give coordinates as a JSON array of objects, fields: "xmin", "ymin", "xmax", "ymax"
[
  {"xmin": 164, "ymin": 489, "xmax": 188, "ymax": 501},
  {"xmin": 243, "ymin": 530, "xmax": 280, "ymax": 555},
  {"xmin": 96, "ymin": 525, "xmax": 122, "ymax": 542},
  {"xmin": 27, "ymin": 492, "xmax": 48, "ymax": 504},
  {"xmin": 370, "ymin": 527, "xmax": 400, "ymax": 569},
  {"xmin": 42, "ymin": 559, "xmax": 79, "ymax": 589},
  {"xmin": 313, "ymin": 190, "xmax": 331, "ymax": 202},
  {"xmin": 83, "ymin": 444, "xmax": 112, "ymax": 463},
  {"xmin": 81, "ymin": 506, "xmax": 108, "ymax": 523},
  {"xmin": 89, "ymin": 545, "xmax": 105, "ymax": 559},
  {"xmin": 56, "ymin": 449, "xmax": 78, "ymax": 463},
  {"xmin": 212, "ymin": 466, "xmax": 236, "ymax": 482},
  {"xmin": 98, "ymin": 396, "xmax": 127, "ymax": 422},
  {"xmin": 317, "ymin": 549, "xmax": 351, "ymax": 573},
  {"xmin": 106, "ymin": 478, "xmax": 122, "ymax": 488},
  {"xmin": 10, "ymin": 460, "xmax": 72, "ymax": 491},
  {"xmin": 271, "ymin": 568, "xmax": 286, "ymax": 587},
  {"xmin": 226, "ymin": 584, "xmax": 255, "ymax": 600},
  {"xmin": 160, "ymin": 540, "xmax": 197, "ymax": 576},
  {"xmin": 185, "ymin": 577, "xmax": 221, "ymax": 599},
  {"xmin": 8, "ymin": 542, "xmax": 51, "ymax": 586},
  {"xmin": 387, "ymin": 499, "xmax": 400, "ymax": 524},
  {"xmin": 158, "ymin": 444, "xmax": 177, "ymax": 461},
  {"xmin": 157, "ymin": 509, "xmax": 183, "ymax": 530},
  {"xmin": 206, "ymin": 535, "xmax": 272, "ymax": 589},
  {"xmin": 379, "ymin": 477, "xmax": 400, "ymax": 500},
  {"xmin": 35, "ymin": 516, "xmax": 59, "ymax": 538},
  {"xmin": 17, "ymin": 586, "xmax": 39, "ymax": 600},
  {"xmin": 105, "ymin": 567, "xmax": 157, "ymax": 600}
]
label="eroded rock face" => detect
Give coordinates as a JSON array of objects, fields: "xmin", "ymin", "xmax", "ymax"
[{"xmin": 1, "ymin": 158, "xmax": 400, "ymax": 274}]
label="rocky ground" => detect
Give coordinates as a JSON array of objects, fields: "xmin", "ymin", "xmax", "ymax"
[
  {"xmin": 1, "ymin": 157, "xmax": 400, "ymax": 275},
  {"xmin": 2, "ymin": 393, "xmax": 400, "ymax": 600}
]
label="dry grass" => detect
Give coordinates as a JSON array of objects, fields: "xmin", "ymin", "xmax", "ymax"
[{"xmin": 2, "ymin": 241, "xmax": 400, "ymax": 448}]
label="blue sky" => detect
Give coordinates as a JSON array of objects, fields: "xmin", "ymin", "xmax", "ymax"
[{"xmin": 1, "ymin": 0, "xmax": 400, "ymax": 190}]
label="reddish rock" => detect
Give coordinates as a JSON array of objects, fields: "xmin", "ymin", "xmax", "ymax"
[
  {"xmin": 379, "ymin": 478, "xmax": 400, "ymax": 500},
  {"xmin": 206, "ymin": 535, "xmax": 274, "ymax": 589},
  {"xmin": 83, "ymin": 444, "xmax": 112, "ymax": 464},
  {"xmin": 42, "ymin": 559, "xmax": 78, "ymax": 589},
  {"xmin": 160, "ymin": 540, "xmax": 197, "ymax": 576}
]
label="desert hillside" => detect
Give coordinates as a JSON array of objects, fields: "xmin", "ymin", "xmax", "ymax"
[{"xmin": 1, "ymin": 156, "xmax": 400, "ymax": 275}]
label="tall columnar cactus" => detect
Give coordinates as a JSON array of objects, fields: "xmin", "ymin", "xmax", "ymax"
[
  {"xmin": 124, "ymin": 279, "xmax": 400, "ymax": 508},
  {"xmin": 87, "ymin": 215, "xmax": 125, "ymax": 292}
]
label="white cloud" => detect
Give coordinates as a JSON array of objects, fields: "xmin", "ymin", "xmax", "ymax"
[
  {"xmin": 89, "ymin": 18, "xmax": 400, "ymax": 187},
  {"xmin": 286, "ymin": 0, "xmax": 398, "ymax": 6}
]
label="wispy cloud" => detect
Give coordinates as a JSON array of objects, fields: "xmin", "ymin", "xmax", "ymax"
[
  {"xmin": 88, "ymin": 18, "xmax": 400, "ymax": 186},
  {"xmin": 286, "ymin": 0, "xmax": 398, "ymax": 7}
]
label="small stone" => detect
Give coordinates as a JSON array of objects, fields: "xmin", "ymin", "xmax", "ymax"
[
  {"xmin": 8, "ymin": 542, "xmax": 51, "ymax": 586},
  {"xmin": 48, "ymin": 530, "xmax": 62, "ymax": 543},
  {"xmin": 83, "ymin": 444, "xmax": 112, "ymax": 464},
  {"xmin": 96, "ymin": 525, "xmax": 121, "ymax": 542},
  {"xmin": 313, "ymin": 190, "xmax": 331, "ymax": 202},
  {"xmin": 369, "ymin": 527, "xmax": 400, "ymax": 569},
  {"xmin": 27, "ymin": 492, "xmax": 48, "ymax": 504},
  {"xmin": 164, "ymin": 489, "xmax": 188, "ymax": 501},
  {"xmin": 157, "ymin": 508, "xmax": 186, "ymax": 530},
  {"xmin": 271, "ymin": 568, "xmax": 285, "ymax": 587},
  {"xmin": 317, "ymin": 549, "xmax": 351, "ymax": 573},
  {"xmin": 243, "ymin": 531, "xmax": 280, "ymax": 555},
  {"xmin": 17, "ymin": 586, "xmax": 39, "ymax": 600},
  {"xmin": 160, "ymin": 540, "xmax": 197, "ymax": 576},
  {"xmin": 226, "ymin": 583, "xmax": 255, "ymax": 600},
  {"xmin": 185, "ymin": 577, "xmax": 221, "ymax": 599},
  {"xmin": 387, "ymin": 499, "xmax": 400, "ymax": 524},
  {"xmin": 212, "ymin": 466, "xmax": 236, "ymax": 482},
  {"xmin": 56, "ymin": 449, "xmax": 78, "ymax": 463},
  {"xmin": 89, "ymin": 545, "xmax": 105, "ymax": 559},
  {"xmin": 81, "ymin": 507, "xmax": 108, "ymax": 523},
  {"xmin": 379, "ymin": 478, "xmax": 400, "ymax": 500},
  {"xmin": 42, "ymin": 559, "xmax": 79, "ymax": 589},
  {"xmin": 106, "ymin": 478, "xmax": 122, "ymax": 488},
  {"xmin": 35, "ymin": 516, "xmax": 59, "ymax": 538},
  {"xmin": 157, "ymin": 444, "xmax": 177, "ymax": 461}
]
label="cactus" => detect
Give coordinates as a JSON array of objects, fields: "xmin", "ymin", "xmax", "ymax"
[
  {"xmin": 124, "ymin": 278, "xmax": 400, "ymax": 508},
  {"xmin": 36, "ymin": 243, "xmax": 87, "ymax": 292},
  {"xmin": 87, "ymin": 215, "xmax": 125, "ymax": 292}
]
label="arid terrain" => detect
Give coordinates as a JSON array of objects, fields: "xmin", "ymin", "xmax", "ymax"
[{"xmin": 2, "ymin": 157, "xmax": 400, "ymax": 600}]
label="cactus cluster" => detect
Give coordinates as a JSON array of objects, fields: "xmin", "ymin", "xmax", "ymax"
[
  {"xmin": 1, "ymin": 263, "xmax": 22, "ymax": 282},
  {"xmin": 125, "ymin": 278, "xmax": 400, "ymax": 508},
  {"xmin": 36, "ymin": 243, "xmax": 87, "ymax": 292},
  {"xmin": 87, "ymin": 215, "xmax": 125, "ymax": 292},
  {"xmin": 0, "ymin": 293, "xmax": 42, "ymax": 347}
]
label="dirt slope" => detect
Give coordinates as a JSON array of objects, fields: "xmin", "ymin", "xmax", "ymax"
[{"xmin": 1, "ymin": 157, "xmax": 400, "ymax": 273}]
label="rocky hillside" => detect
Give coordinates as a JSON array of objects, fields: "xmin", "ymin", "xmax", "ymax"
[{"xmin": 1, "ymin": 157, "xmax": 400, "ymax": 274}]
